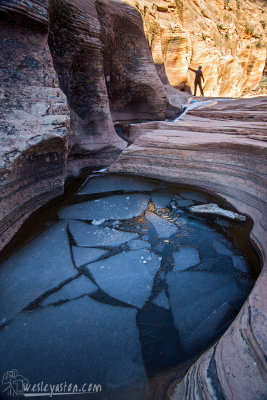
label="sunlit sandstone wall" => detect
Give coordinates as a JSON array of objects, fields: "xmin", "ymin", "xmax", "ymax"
[{"xmin": 122, "ymin": 0, "xmax": 267, "ymax": 97}]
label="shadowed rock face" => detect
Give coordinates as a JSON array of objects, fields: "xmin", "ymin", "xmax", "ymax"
[
  {"xmin": 109, "ymin": 96, "xmax": 267, "ymax": 400},
  {"xmin": 48, "ymin": 0, "xmax": 127, "ymax": 175},
  {"xmin": 0, "ymin": 6, "xmax": 69, "ymax": 252},
  {"xmin": 96, "ymin": 0, "xmax": 166, "ymax": 122},
  {"xmin": 0, "ymin": 0, "xmax": 174, "ymax": 250},
  {"xmin": 47, "ymin": 0, "xmax": 170, "ymax": 175},
  {"xmin": 122, "ymin": 0, "xmax": 267, "ymax": 97}
]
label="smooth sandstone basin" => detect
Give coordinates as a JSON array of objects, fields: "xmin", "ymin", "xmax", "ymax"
[{"xmin": 109, "ymin": 97, "xmax": 267, "ymax": 400}]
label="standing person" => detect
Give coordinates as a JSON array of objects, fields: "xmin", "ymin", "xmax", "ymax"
[{"xmin": 189, "ymin": 66, "xmax": 205, "ymax": 96}]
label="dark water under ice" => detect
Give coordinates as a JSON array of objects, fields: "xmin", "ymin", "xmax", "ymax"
[{"xmin": 0, "ymin": 173, "xmax": 260, "ymax": 400}]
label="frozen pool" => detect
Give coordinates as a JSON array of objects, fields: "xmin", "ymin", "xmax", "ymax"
[{"xmin": 0, "ymin": 173, "xmax": 259, "ymax": 400}]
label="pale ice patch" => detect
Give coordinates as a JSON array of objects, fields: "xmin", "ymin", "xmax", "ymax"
[
  {"xmin": 152, "ymin": 291, "xmax": 169, "ymax": 309},
  {"xmin": 151, "ymin": 193, "xmax": 173, "ymax": 209},
  {"xmin": 213, "ymin": 240, "xmax": 233, "ymax": 256},
  {"xmin": 0, "ymin": 221, "xmax": 76, "ymax": 323},
  {"xmin": 0, "ymin": 297, "xmax": 149, "ymax": 399},
  {"xmin": 173, "ymin": 247, "xmax": 200, "ymax": 271},
  {"xmin": 59, "ymin": 194, "xmax": 150, "ymax": 221},
  {"xmin": 145, "ymin": 211, "xmax": 178, "ymax": 239},
  {"xmin": 78, "ymin": 175, "xmax": 157, "ymax": 195},
  {"xmin": 189, "ymin": 203, "xmax": 246, "ymax": 221},
  {"xmin": 86, "ymin": 250, "xmax": 161, "ymax": 308},
  {"xmin": 69, "ymin": 220, "xmax": 138, "ymax": 247},
  {"xmin": 72, "ymin": 247, "xmax": 108, "ymax": 267},
  {"xmin": 41, "ymin": 276, "xmax": 97, "ymax": 306}
]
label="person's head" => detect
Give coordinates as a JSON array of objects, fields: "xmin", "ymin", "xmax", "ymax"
[{"xmin": 198, "ymin": 66, "xmax": 202, "ymax": 70}]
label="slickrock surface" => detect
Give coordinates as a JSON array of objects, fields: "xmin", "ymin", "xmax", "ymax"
[
  {"xmin": 122, "ymin": 0, "xmax": 267, "ymax": 97},
  {"xmin": 48, "ymin": 0, "xmax": 177, "ymax": 174},
  {"xmin": 109, "ymin": 96, "xmax": 267, "ymax": 400},
  {"xmin": 0, "ymin": 7, "xmax": 69, "ymax": 252}
]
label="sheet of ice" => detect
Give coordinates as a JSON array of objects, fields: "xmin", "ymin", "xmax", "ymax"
[
  {"xmin": 179, "ymin": 190, "xmax": 209, "ymax": 203},
  {"xmin": 153, "ymin": 291, "xmax": 169, "ymax": 309},
  {"xmin": 232, "ymin": 255, "xmax": 250, "ymax": 273},
  {"xmin": 41, "ymin": 276, "xmax": 97, "ymax": 306},
  {"xmin": 86, "ymin": 250, "xmax": 161, "ymax": 308},
  {"xmin": 59, "ymin": 194, "xmax": 150, "ymax": 221},
  {"xmin": 213, "ymin": 240, "xmax": 233, "ymax": 256},
  {"xmin": 69, "ymin": 220, "xmax": 138, "ymax": 247},
  {"xmin": 175, "ymin": 199, "xmax": 194, "ymax": 207},
  {"xmin": 128, "ymin": 240, "xmax": 151, "ymax": 251},
  {"xmin": 167, "ymin": 271, "xmax": 243, "ymax": 353},
  {"xmin": 167, "ymin": 270, "xmax": 239, "ymax": 310},
  {"xmin": 0, "ymin": 297, "xmax": 149, "ymax": 400},
  {"xmin": 185, "ymin": 302, "xmax": 236, "ymax": 354},
  {"xmin": 173, "ymin": 247, "xmax": 201, "ymax": 271},
  {"xmin": 0, "ymin": 221, "xmax": 76, "ymax": 323},
  {"xmin": 145, "ymin": 211, "xmax": 178, "ymax": 239},
  {"xmin": 78, "ymin": 175, "xmax": 157, "ymax": 195},
  {"xmin": 151, "ymin": 193, "xmax": 173, "ymax": 209},
  {"xmin": 72, "ymin": 246, "xmax": 108, "ymax": 267}
]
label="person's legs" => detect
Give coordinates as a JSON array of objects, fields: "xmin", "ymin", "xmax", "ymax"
[
  {"xmin": 194, "ymin": 82, "xmax": 197, "ymax": 96},
  {"xmin": 199, "ymin": 83, "xmax": 204, "ymax": 96}
]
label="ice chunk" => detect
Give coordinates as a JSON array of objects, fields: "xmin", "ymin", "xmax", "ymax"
[
  {"xmin": 72, "ymin": 246, "xmax": 108, "ymax": 267},
  {"xmin": 86, "ymin": 250, "xmax": 161, "ymax": 308},
  {"xmin": 0, "ymin": 221, "xmax": 76, "ymax": 323},
  {"xmin": 145, "ymin": 212, "xmax": 178, "ymax": 239},
  {"xmin": 232, "ymin": 255, "xmax": 250, "ymax": 273},
  {"xmin": 78, "ymin": 175, "xmax": 156, "ymax": 195},
  {"xmin": 0, "ymin": 297, "xmax": 149, "ymax": 399},
  {"xmin": 179, "ymin": 190, "xmax": 208, "ymax": 203},
  {"xmin": 69, "ymin": 220, "xmax": 138, "ymax": 247},
  {"xmin": 152, "ymin": 193, "xmax": 173, "ymax": 209},
  {"xmin": 189, "ymin": 203, "xmax": 246, "ymax": 221},
  {"xmin": 173, "ymin": 247, "xmax": 200, "ymax": 271},
  {"xmin": 175, "ymin": 199, "xmax": 194, "ymax": 207},
  {"xmin": 59, "ymin": 194, "xmax": 150, "ymax": 221},
  {"xmin": 153, "ymin": 291, "xmax": 170, "ymax": 309},
  {"xmin": 185, "ymin": 302, "xmax": 237, "ymax": 354},
  {"xmin": 41, "ymin": 276, "xmax": 97, "ymax": 306},
  {"xmin": 167, "ymin": 270, "xmax": 239, "ymax": 309},
  {"xmin": 167, "ymin": 271, "xmax": 243, "ymax": 353},
  {"xmin": 213, "ymin": 240, "xmax": 233, "ymax": 256},
  {"xmin": 91, "ymin": 219, "xmax": 105, "ymax": 225},
  {"xmin": 128, "ymin": 240, "xmax": 151, "ymax": 251}
]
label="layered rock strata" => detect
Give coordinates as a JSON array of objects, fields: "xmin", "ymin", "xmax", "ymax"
[
  {"xmin": 0, "ymin": 8, "xmax": 69, "ymax": 252},
  {"xmin": 48, "ymin": 0, "xmax": 176, "ymax": 175},
  {"xmin": 109, "ymin": 96, "xmax": 267, "ymax": 399},
  {"xmin": 1, "ymin": 0, "xmax": 180, "ymax": 251},
  {"xmin": 122, "ymin": 0, "xmax": 267, "ymax": 97}
]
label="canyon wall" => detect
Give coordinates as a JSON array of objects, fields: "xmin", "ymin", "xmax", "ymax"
[
  {"xmin": 0, "ymin": 2, "xmax": 69, "ymax": 252},
  {"xmin": 109, "ymin": 96, "xmax": 267, "ymax": 399},
  {"xmin": 122, "ymin": 0, "xmax": 267, "ymax": 97},
  {"xmin": 0, "ymin": 0, "xmax": 177, "ymax": 251},
  {"xmin": 48, "ymin": 0, "xmax": 170, "ymax": 175}
]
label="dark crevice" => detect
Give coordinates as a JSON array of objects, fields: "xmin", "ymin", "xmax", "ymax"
[{"xmin": 207, "ymin": 347, "xmax": 226, "ymax": 400}]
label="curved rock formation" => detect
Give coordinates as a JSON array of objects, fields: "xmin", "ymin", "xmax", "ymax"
[
  {"xmin": 109, "ymin": 96, "xmax": 267, "ymax": 399},
  {"xmin": 122, "ymin": 0, "xmax": 267, "ymax": 97},
  {"xmin": 0, "ymin": 4, "xmax": 69, "ymax": 252},
  {"xmin": 1, "ymin": 0, "xmax": 179, "ymax": 250},
  {"xmin": 48, "ymin": 0, "xmax": 175, "ymax": 174}
]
